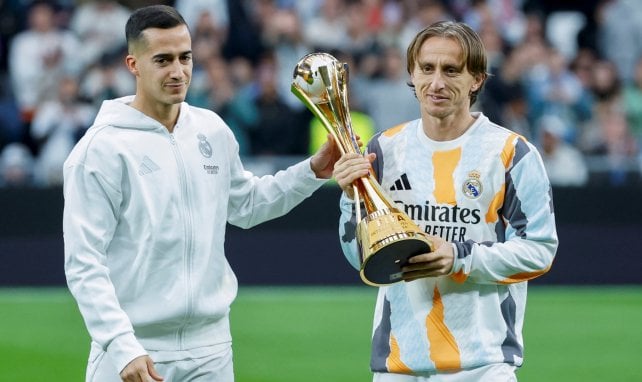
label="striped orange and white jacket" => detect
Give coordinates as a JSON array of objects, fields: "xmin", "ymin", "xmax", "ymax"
[{"xmin": 338, "ymin": 112, "xmax": 558, "ymax": 375}]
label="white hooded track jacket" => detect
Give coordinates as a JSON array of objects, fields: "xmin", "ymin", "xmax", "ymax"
[{"xmin": 63, "ymin": 96, "xmax": 327, "ymax": 373}]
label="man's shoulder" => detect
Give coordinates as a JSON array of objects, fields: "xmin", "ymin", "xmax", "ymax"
[{"xmin": 184, "ymin": 103, "xmax": 219, "ymax": 119}]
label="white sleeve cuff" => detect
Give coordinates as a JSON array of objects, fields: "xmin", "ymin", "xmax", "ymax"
[{"xmin": 106, "ymin": 332, "xmax": 148, "ymax": 374}]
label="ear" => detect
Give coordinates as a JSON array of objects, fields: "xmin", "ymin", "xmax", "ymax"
[
  {"xmin": 471, "ymin": 73, "xmax": 486, "ymax": 92},
  {"xmin": 125, "ymin": 54, "xmax": 139, "ymax": 76}
]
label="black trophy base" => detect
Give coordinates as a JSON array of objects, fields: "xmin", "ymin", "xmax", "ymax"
[{"xmin": 360, "ymin": 238, "xmax": 432, "ymax": 286}]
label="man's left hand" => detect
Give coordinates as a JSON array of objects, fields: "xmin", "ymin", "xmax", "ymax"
[{"xmin": 402, "ymin": 235, "xmax": 455, "ymax": 282}]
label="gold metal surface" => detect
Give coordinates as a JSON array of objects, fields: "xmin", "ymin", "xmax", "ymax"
[{"xmin": 292, "ymin": 53, "xmax": 434, "ymax": 286}]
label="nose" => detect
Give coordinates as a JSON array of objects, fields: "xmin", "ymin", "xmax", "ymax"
[
  {"xmin": 428, "ymin": 70, "xmax": 445, "ymax": 91},
  {"xmin": 169, "ymin": 59, "xmax": 184, "ymax": 79}
]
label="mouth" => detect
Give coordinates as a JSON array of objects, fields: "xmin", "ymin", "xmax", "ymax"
[
  {"xmin": 165, "ymin": 82, "xmax": 187, "ymax": 90},
  {"xmin": 427, "ymin": 93, "xmax": 448, "ymax": 102}
]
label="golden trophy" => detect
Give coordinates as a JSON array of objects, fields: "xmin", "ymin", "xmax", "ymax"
[{"xmin": 291, "ymin": 53, "xmax": 434, "ymax": 286}]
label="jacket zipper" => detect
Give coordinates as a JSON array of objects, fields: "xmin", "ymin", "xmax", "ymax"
[{"xmin": 169, "ymin": 132, "xmax": 194, "ymax": 349}]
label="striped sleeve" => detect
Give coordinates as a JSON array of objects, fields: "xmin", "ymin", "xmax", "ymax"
[{"xmin": 450, "ymin": 137, "xmax": 558, "ymax": 284}]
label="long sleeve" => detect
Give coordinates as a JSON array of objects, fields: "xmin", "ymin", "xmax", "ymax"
[
  {"xmin": 63, "ymin": 162, "xmax": 147, "ymax": 373},
  {"xmin": 226, "ymin": 131, "xmax": 327, "ymax": 229},
  {"xmin": 450, "ymin": 139, "xmax": 558, "ymax": 285},
  {"xmin": 338, "ymin": 193, "xmax": 362, "ymax": 270}
]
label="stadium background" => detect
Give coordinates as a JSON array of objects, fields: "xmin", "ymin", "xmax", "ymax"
[{"xmin": 1, "ymin": 0, "xmax": 641, "ymax": 381}]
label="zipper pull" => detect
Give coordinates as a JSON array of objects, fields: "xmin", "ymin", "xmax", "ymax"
[{"xmin": 169, "ymin": 133, "xmax": 176, "ymax": 145}]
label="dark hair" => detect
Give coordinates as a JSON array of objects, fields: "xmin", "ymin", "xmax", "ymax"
[
  {"xmin": 125, "ymin": 5, "xmax": 187, "ymax": 49},
  {"xmin": 406, "ymin": 20, "xmax": 489, "ymax": 107}
]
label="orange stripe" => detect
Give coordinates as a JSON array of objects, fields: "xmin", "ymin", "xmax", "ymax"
[
  {"xmin": 387, "ymin": 334, "xmax": 412, "ymax": 373},
  {"xmin": 485, "ymin": 135, "xmax": 517, "ymax": 223},
  {"xmin": 499, "ymin": 265, "xmax": 552, "ymax": 284},
  {"xmin": 432, "ymin": 148, "xmax": 461, "ymax": 205},
  {"xmin": 383, "ymin": 122, "xmax": 407, "ymax": 137},
  {"xmin": 450, "ymin": 269, "xmax": 468, "ymax": 283},
  {"xmin": 485, "ymin": 185, "xmax": 505, "ymax": 223},
  {"xmin": 426, "ymin": 286, "xmax": 461, "ymax": 371},
  {"xmin": 500, "ymin": 134, "xmax": 518, "ymax": 169}
]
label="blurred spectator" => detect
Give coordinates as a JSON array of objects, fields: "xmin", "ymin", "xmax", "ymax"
[
  {"xmin": 397, "ymin": 0, "xmax": 450, "ymax": 50},
  {"xmin": 359, "ymin": 46, "xmax": 419, "ymax": 132},
  {"xmin": 221, "ymin": 57, "xmax": 260, "ymax": 155},
  {"xmin": 190, "ymin": 6, "xmax": 228, "ymax": 55},
  {"xmin": 545, "ymin": 10, "xmax": 586, "ymax": 60},
  {"xmin": 196, "ymin": 55, "xmax": 257, "ymax": 155},
  {"xmin": 362, "ymin": 0, "xmax": 385, "ymax": 32},
  {"xmin": 623, "ymin": 55, "xmax": 642, "ymax": 167},
  {"xmin": 599, "ymin": 105, "xmax": 637, "ymax": 185},
  {"xmin": 375, "ymin": 0, "xmax": 405, "ymax": 47},
  {"xmin": 79, "ymin": 48, "xmax": 135, "ymax": 108},
  {"xmin": 303, "ymin": 0, "xmax": 348, "ymax": 51},
  {"xmin": 462, "ymin": 0, "xmax": 526, "ymax": 47},
  {"xmin": 0, "ymin": 78, "xmax": 22, "ymax": 148},
  {"xmin": 250, "ymin": 54, "xmax": 307, "ymax": 155},
  {"xmin": 581, "ymin": 59, "xmax": 637, "ymax": 185},
  {"xmin": 570, "ymin": 48, "xmax": 598, "ymax": 92},
  {"xmin": 0, "ymin": 142, "xmax": 34, "ymax": 187},
  {"xmin": 187, "ymin": 11, "xmax": 226, "ymax": 108},
  {"xmin": 596, "ymin": 0, "xmax": 642, "ymax": 83},
  {"xmin": 174, "ymin": 0, "xmax": 228, "ymax": 33},
  {"xmin": 538, "ymin": 115, "xmax": 588, "ymax": 186},
  {"xmin": 0, "ymin": 0, "xmax": 30, "ymax": 73},
  {"xmin": 578, "ymin": 59, "xmax": 622, "ymax": 154},
  {"xmin": 500, "ymin": 83, "xmax": 532, "ymax": 140},
  {"xmin": 8, "ymin": 1, "xmax": 81, "ymax": 124},
  {"xmin": 475, "ymin": 20, "xmax": 509, "ymax": 123},
  {"xmin": 525, "ymin": 47, "xmax": 591, "ymax": 143},
  {"xmin": 261, "ymin": 6, "xmax": 309, "ymax": 110},
  {"xmin": 31, "ymin": 75, "xmax": 95, "ymax": 187},
  {"xmin": 222, "ymin": 0, "xmax": 265, "ymax": 64},
  {"xmin": 343, "ymin": 0, "xmax": 381, "ymax": 58},
  {"xmin": 68, "ymin": 0, "xmax": 130, "ymax": 69},
  {"xmin": 479, "ymin": 29, "xmax": 544, "ymax": 126}
]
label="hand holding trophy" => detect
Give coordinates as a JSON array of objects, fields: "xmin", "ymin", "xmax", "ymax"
[{"xmin": 291, "ymin": 53, "xmax": 434, "ymax": 286}]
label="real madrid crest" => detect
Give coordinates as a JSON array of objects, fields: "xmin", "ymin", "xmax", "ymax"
[
  {"xmin": 462, "ymin": 170, "xmax": 483, "ymax": 199},
  {"xmin": 197, "ymin": 133, "xmax": 212, "ymax": 158}
]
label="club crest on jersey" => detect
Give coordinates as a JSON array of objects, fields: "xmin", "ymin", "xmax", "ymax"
[
  {"xmin": 462, "ymin": 170, "xmax": 483, "ymax": 199},
  {"xmin": 197, "ymin": 133, "xmax": 212, "ymax": 158}
]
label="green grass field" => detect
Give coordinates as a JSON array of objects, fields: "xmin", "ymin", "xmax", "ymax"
[{"xmin": 1, "ymin": 286, "xmax": 641, "ymax": 381}]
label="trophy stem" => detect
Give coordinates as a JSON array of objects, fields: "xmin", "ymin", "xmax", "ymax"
[{"xmin": 356, "ymin": 175, "xmax": 394, "ymax": 213}]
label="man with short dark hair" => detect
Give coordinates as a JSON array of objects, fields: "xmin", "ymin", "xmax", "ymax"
[{"xmin": 63, "ymin": 5, "xmax": 340, "ymax": 382}]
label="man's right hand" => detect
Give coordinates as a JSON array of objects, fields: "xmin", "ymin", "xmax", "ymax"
[
  {"xmin": 120, "ymin": 355, "xmax": 164, "ymax": 382},
  {"xmin": 332, "ymin": 152, "xmax": 376, "ymax": 199}
]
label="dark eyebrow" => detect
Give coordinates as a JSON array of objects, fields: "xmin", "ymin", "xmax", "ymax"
[
  {"xmin": 448, "ymin": 62, "xmax": 465, "ymax": 71},
  {"xmin": 152, "ymin": 51, "xmax": 192, "ymax": 60}
]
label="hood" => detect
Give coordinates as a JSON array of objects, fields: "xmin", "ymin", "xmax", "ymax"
[{"xmin": 92, "ymin": 95, "xmax": 187, "ymax": 131}]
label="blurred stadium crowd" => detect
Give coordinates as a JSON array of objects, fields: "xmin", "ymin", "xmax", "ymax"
[{"xmin": 1, "ymin": 0, "xmax": 641, "ymax": 188}]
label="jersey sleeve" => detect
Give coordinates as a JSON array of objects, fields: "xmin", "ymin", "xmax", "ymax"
[
  {"xmin": 338, "ymin": 193, "xmax": 361, "ymax": 270},
  {"xmin": 450, "ymin": 138, "xmax": 558, "ymax": 284}
]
